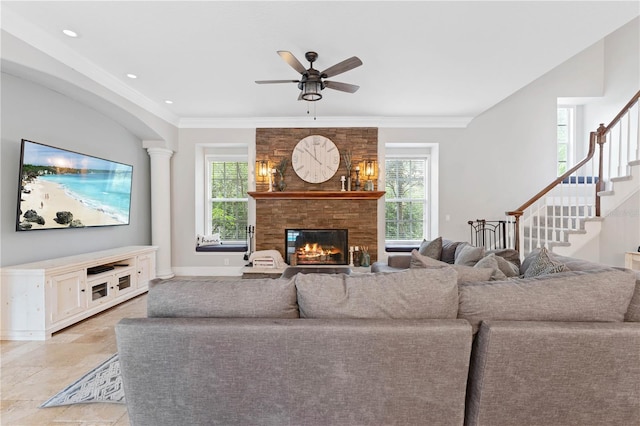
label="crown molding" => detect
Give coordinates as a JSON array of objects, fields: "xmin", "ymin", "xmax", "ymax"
[{"xmin": 179, "ymin": 116, "xmax": 473, "ymax": 129}]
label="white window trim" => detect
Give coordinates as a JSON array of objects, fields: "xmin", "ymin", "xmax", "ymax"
[
  {"xmin": 204, "ymin": 154, "xmax": 249, "ymax": 243},
  {"xmin": 557, "ymin": 105, "xmax": 576, "ymax": 174},
  {"xmin": 194, "ymin": 143, "xmax": 255, "ymax": 250},
  {"xmin": 381, "ymin": 141, "xmax": 438, "ymax": 246}
]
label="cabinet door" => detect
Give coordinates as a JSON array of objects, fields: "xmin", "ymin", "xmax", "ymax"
[
  {"xmin": 114, "ymin": 268, "xmax": 136, "ymax": 298},
  {"xmin": 86, "ymin": 276, "xmax": 114, "ymax": 309},
  {"xmin": 136, "ymin": 254, "xmax": 154, "ymax": 288},
  {"xmin": 50, "ymin": 270, "xmax": 86, "ymax": 323}
]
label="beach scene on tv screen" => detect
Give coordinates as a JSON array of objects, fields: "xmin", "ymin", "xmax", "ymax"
[{"xmin": 17, "ymin": 141, "xmax": 132, "ymax": 231}]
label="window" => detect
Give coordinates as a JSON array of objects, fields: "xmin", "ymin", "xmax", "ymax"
[
  {"xmin": 207, "ymin": 158, "xmax": 248, "ymax": 242},
  {"xmin": 557, "ymin": 106, "xmax": 575, "ymax": 176},
  {"xmin": 385, "ymin": 157, "xmax": 429, "ymax": 244}
]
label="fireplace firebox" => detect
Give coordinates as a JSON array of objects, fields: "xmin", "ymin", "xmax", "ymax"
[{"xmin": 285, "ymin": 229, "xmax": 348, "ymax": 265}]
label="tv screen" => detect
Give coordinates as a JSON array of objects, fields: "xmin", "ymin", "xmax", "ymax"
[{"xmin": 16, "ymin": 139, "xmax": 133, "ymax": 231}]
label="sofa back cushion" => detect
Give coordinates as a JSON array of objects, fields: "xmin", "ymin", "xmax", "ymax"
[
  {"xmin": 458, "ymin": 268, "xmax": 637, "ymax": 332},
  {"xmin": 626, "ymin": 273, "xmax": 640, "ymax": 322},
  {"xmin": 147, "ymin": 277, "xmax": 299, "ymax": 318},
  {"xmin": 296, "ymin": 268, "xmax": 458, "ymax": 319}
]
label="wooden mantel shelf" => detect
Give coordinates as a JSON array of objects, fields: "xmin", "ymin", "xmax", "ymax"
[{"xmin": 248, "ymin": 191, "xmax": 385, "ymax": 200}]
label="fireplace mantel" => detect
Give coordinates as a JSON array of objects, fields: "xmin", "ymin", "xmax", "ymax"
[{"xmin": 248, "ymin": 191, "xmax": 385, "ymax": 200}]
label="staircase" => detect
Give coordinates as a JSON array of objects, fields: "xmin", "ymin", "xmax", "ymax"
[{"xmin": 507, "ymin": 91, "xmax": 640, "ymax": 259}]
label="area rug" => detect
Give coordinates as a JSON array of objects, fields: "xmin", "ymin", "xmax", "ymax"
[{"xmin": 40, "ymin": 353, "xmax": 124, "ymax": 407}]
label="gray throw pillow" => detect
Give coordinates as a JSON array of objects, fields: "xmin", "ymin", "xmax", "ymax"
[
  {"xmin": 148, "ymin": 277, "xmax": 299, "ymax": 318},
  {"xmin": 418, "ymin": 237, "xmax": 443, "ymax": 259},
  {"xmin": 295, "ymin": 268, "xmax": 458, "ymax": 319},
  {"xmin": 455, "ymin": 244, "xmax": 485, "ymax": 267},
  {"xmin": 475, "ymin": 254, "xmax": 508, "ymax": 281},
  {"xmin": 524, "ymin": 247, "xmax": 569, "ymax": 277},
  {"xmin": 441, "ymin": 239, "xmax": 464, "ymax": 264},
  {"xmin": 410, "ymin": 250, "xmax": 493, "ymax": 284},
  {"xmin": 458, "ymin": 268, "xmax": 637, "ymax": 332},
  {"xmin": 486, "ymin": 248, "xmax": 521, "ymax": 268},
  {"xmin": 492, "ymin": 254, "xmax": 521, "ymax": 277}
]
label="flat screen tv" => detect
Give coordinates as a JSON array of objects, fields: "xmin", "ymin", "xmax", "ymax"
[{"xmin": 16, "ymin": 139, "xmax": 133, "ymax": 231}]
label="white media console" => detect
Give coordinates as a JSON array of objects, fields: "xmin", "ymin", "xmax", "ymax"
[{"xmin": 1, "ymin": 245, "xmax": 156, "ymax": 340}]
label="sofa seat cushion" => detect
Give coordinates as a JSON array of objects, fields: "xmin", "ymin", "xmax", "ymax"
[
  {"xmin": 458, "ymin": 268, "xmax": 637, "ymax": 332},
  {"xmin": 296, "ymin": 268, "xmax": 459, "ymax": 319},
  {"xmin": 147, "ymin": 277, "xmax": 299, "ymax": 318}
]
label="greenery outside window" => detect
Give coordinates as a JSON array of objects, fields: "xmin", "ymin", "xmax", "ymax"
[
  {"xmin": 385, "ymin": 157, "xmax": 428, "ymax": 244},
  {"xmin": 207, "ymin": 158, "xmax": 248, "ymax": 243}
]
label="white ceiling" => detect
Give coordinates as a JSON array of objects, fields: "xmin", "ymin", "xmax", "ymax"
[{"xmin": 2, "ymin": 1, "xmax": 639, "ymax": 124}]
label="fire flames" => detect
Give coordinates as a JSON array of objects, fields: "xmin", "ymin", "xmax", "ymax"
[{"xmin": 296, "ymin": 243, "xmax": 340, "ymax": 263}]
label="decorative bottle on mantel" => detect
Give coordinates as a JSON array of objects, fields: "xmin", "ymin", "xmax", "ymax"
[
  {"xmin": 353, "ymin": 246, "xmax": 360, "ymax": 267},
  {"xmin": 354, "ymin": 166, "xmax": 361, "ymax": 191}
]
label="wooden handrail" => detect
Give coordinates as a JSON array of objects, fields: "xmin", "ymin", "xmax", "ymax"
[
  {"xmin": 506, "ymin": 131, "xmax": 597, "ymax": 217},
  {"xmin": 506, "ymin": 90, "xmax": 640, "ymax": 252}
]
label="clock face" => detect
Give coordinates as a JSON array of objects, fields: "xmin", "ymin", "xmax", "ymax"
[{"xmin": 292, "ymin": 135, "xmax": 340, "ymax": 184}]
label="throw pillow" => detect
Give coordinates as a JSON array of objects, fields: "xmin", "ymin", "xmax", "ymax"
[
  {"xmin": 418, "ymin": 237, "xmax": 443, "ymax": 259},
  {"xmin": 458, "ymin": 268, "xmax": 637, "ymax": 333},
  {"xmin": 486, "ymin": 248, "xmax": 521, "ymax": 268},
  {"xmin": 474, "ymin": 254, "xmax": 508, "ymax": 281},
  {"xmin": 196, "ymin": 233, "xmax": 221, "ymax": 247},
  {"xmin": 523, "ymin": 247, "xmax": 568, "ymax": 278},
  {"xmin": 492, "ymin": 254, "xmax": 520, "ymax": 277},
  {"xmin": 148, "ymin": 277, "xmax": 299, "ymax": 318},
  {"xmin": 410, "ymin": 249, "xmax": 493, "ymax": 284},
  {"xmin": 455, "ymin": 244, "xmax": 485, "ymax": 267},
  {"xmin": 295, "ymin": 268, "xmax": 458, "ymax": 319},
  {"xmin": 441, "ymin": 239, "xmax": 465, "ymax": 264}
]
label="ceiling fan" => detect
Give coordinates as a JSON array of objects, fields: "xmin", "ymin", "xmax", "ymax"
[{"xmin": 255, "ymin": 51, "xmax": 362, "ymax": 101}]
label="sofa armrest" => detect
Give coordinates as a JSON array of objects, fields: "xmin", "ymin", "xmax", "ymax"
[{"xmin": 465, "ymin": 321, "xmax": 640, "ymax": 426}]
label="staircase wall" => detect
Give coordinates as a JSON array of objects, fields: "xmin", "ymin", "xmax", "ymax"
[{"xmin": 599, "ymin": 191, "xmax": 640, "ymax": 267}]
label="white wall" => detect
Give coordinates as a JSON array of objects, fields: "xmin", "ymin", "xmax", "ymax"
[
  {"xmin": 0, "ymin": 73, "xmax": 152, "ymax": 267},
  {"xmin": 171, "ymin": 128, "xmax": 256, "ymax": 275}
]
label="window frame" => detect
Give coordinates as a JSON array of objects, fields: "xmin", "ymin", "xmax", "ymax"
[
  {"xmin": 557, "ymin": 105, "xmax": 576, "ymax": 176},
  {"xmin": 383, "ymin": 152, "xmax": 431, "ymax": 246},
  {"xmin": 204, "ymin": 153, "xmax": 249, "ymax": 244}
]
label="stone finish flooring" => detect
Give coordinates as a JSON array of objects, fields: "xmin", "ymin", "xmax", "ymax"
[{"xmin": 1, "ymin": 293, "xmax": 147, "ymax": 425}]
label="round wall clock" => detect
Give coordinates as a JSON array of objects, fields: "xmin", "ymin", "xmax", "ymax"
[{"xmin": 292, "ymin": 135, "xmax": 340, "ymax": 184}]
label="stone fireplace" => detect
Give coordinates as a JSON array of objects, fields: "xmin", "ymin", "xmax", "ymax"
[
  {"xmin": 285, "ymin": 229, "xmax": 348, "ymax": 265},
  {"xmin": 252, "ymin": 127, "xmax": 381, "ymax": 263}
]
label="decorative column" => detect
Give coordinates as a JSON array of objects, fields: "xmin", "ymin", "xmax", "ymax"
[{"xmin": 147, "ymin": 147, "xmax": 174, "ymax": 279}]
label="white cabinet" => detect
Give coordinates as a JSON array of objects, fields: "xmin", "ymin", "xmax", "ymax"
[
  {"xmin": 50, "ymin": 270, "xmax": 86, "ymax": 323},
  {"xmin": 1, "ymin": 246, "xmax": 156, "ymax": 340}
]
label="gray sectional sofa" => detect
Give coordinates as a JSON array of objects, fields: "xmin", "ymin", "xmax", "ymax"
[{"xmin": 116, "ymin": 247, "xmax": 640, "ymax": 426}]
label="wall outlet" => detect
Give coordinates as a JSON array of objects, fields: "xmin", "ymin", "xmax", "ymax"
[{"xmin": 223, "ymin": 258, "xmax": 230, "ymax": 266}]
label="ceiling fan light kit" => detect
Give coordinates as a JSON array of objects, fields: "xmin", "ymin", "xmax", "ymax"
[{"xmin": 256, "ymin": 50, "xmax": 362, "ymax": 103}]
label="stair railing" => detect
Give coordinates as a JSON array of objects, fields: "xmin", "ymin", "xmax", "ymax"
[{"xmin": 507, "ymin": 90, "xmax": 640, "ymax": 256}]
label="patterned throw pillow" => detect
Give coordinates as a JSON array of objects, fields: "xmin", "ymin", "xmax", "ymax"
[
  {"xmin": 523, "ymin": 247, "xmax": 569, "ymax": 278},
  {"xmin": 418, "ymin": 237, "xmax": 443, "ymax": 259}
]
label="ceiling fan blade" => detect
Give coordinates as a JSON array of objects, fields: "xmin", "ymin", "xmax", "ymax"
[
  {"xmin": 297, "ymin": 92, "xmax": 303, "ymax": 101},
  {"xmin": 324, "ymin": 81, "xmax": 360, "ymax": 93},
  {"xmin": 255, "ymin": 80, "xmax": 299, "ymax": 84},
  {"xmin": 321, "ymin": 56, "xmax": 362, "ymax": 78},
  {"xmin": 277, "ymin": 51, "xmax": 307, "ymax": 74}
]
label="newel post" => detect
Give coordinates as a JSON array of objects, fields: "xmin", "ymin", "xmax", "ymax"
[{"xmin": 595, "ymin": 123, "xmax": 606, "ymax": 217}]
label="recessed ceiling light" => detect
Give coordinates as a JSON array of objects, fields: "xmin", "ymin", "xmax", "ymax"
[
  {"xmin": 62, "ymin": 29, "xmax": 78, "ymax": 38},
  {"xmin": 164, "ymin": 100, "xmax": 173, "ymax": 104},
  {"xmin": 126, "ymin": 73, "xmax": 138, "ymax": 79}
]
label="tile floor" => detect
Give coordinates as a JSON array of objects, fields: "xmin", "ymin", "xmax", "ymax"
[{"xmin": 1, "ymin": 293, "xmax": 147, "ymax": 425}]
